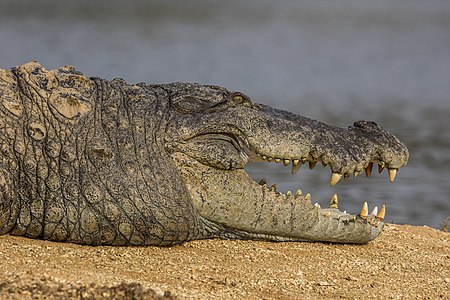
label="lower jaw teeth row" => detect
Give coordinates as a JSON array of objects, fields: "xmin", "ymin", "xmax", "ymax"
[
  {"xmin": 259, "ymin": 178, "xmax": 309, "ymax": 199},
  {"xmin": 258, "ymin": 179, "xmax": 386, "ymax": 221}
]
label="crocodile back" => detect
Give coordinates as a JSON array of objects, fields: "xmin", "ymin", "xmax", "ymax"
[{"xmin": 0, "ymin": 62, "xmax": 202, "ymax": 245}]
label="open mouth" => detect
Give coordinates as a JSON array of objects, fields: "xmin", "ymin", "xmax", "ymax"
[
  {"xmin": 187, "ymin": 116, "xmax": 410, "ymax": 241},
  {"xmin": 245, "ymin": 150, "xmax": 388, "ymax": 224}
]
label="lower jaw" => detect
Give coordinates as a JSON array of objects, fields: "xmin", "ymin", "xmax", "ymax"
[
  {"xmin": 199, "ymin": 169, "xmax": 384, "ymax": 243},
  {"xmin": 173, "ymin": 153, "xmax": 384, "ymax": 243}
]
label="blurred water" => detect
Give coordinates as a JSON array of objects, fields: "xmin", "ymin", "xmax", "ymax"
[{"xmin": 1, "ymin": 0, "xmax": 449, "ymax": 228}]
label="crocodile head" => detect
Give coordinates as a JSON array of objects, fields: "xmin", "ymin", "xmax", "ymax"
[{"xmin": 164, "ymin": 83, "xmax": 409, "ymax": 243}]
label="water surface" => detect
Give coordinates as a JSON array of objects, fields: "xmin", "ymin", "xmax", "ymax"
[{"xmin": 1, "ymin": 0, "xmax": 449, "ymax": 228}]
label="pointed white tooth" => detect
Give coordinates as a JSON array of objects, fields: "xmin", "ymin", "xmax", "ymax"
[
  {"xmin": 377, "ymin": 205, "xmax": 386, "ymax": 220},
  {"xmin": 293, "ymin": 159, "xmax": 300, "ymax": 166},
  {"xmin": 359, "ymin": 202, "xmax": 369, "ymax": 218},
  {"xmin": 353, "ymin": 171, "xmax": 360, "ymax": 177},
  {"xmin": 343, "ymin": 211, "xmax": 347, "ymax": 214},
  {"xmin": 329, "ymin": 193, "xmax": 338, "ymax": 208},
  {"xmin": 330, "ymin": 173, "xmax": 342, "ymax": 186},
  {"xmin": 286, "ymin": 191, "xmax": 293, "ymax": 196},
  {"xmin": 314, "ymin": 203, "xmax": 321, "ymax": 208},
  {"xmin": 267, "ymin": 157, "xmax": 273, "ymax": 162},
  {"xmin": 256, "ymin": 153, "xmax": 261, "ymax": 157},
  {"xmin": 275, "ymin": 158, "xmax": 282, "ymax": 163},
  {"xmin": 388, "ymin": 169, "xmax": 397, "ymax": 182},
  {"xmin": 378, "ymin": 162, "xmax": 385, "ymax": 174},
  {"xmin": 296, "ymin": 189, "xmax": 303, "ymax": 196},
  {"xmin": 283, "ymin": 159, "xmax": 290, "ymax": 166},
  {"xmin": 305, "ymin": 193, "xmax": 311, "ymax": 201},
  {"xmin": 291, "ymin": 163, "xmax": 301, "ymax": 174},
  {"xmin": 262, "ymin": 155, "xmax": 267, "ymax": 160},
  {"xmin": 370, "ymin": 206, "xmax": 378, "ymax": 216}
]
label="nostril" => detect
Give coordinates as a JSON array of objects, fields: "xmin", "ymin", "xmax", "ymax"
[{"xmin": 353, "ymin": 121, "xmax": 382, "ymax": 131}]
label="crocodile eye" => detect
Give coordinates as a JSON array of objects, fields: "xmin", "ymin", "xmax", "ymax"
[
  {"xmin": 231, "ymin": 93, "xmax": 253, "ymax": 108},
  {"xmin": 233, "ymin": 95, "xmax": 244, "ymax": 103}
]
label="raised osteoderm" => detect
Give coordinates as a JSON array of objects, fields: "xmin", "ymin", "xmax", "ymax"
[{"xmin": 0, "ymin": 62, "xmax": 408, "ymax": 245}]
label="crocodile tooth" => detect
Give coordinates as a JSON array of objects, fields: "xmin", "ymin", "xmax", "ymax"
[
  {"xmin": 353, "ymin": 171, "xmax": 360, "ymax": 177},
  {"xmin": 305, "ymin": 193, "xmax": 311, "ymax": 201},
  {"xmin": 286, "ymin": 191, "xmax": 293, "ymax": 196},
  {"xmin": 314, "ymin": 203, "xmax": 321, "ymax": 208},
  {"xmin": 388, "ymin": 169, "xmax": 397, "ymax": 182},
  {"xmin": 293, "ymin": 159, "xmax": 300, "ymax": 166},
  {"xmin": 330, "ymin": 173, "xmax": 342, "ymax": 186},
  {"xmin": 275, "ymin": 158, "xmax": 282, "ymax": 163},
  {"xmin": 256, "ymin": 153, "xmax": 261, "ymax": 157},
  {"xmin": 270, "ymin": 184, "xmax": 277, "ymax": 192},
  {"xmin": 344, "ymin": 173, "xmax": 350, "ymax": 180},
  {"xmin": 267, "ymin": 157, "xmax": 273, "ymax": 162},
  {"xmin": 365, "ymin": 162, "xmax": 373, "ymax": 177},
  {"xmin": 370, "ymin": 206, "xmax": 378, "ymax": 216},
  {"xmin": 359, "ymin": 202, "xmax": 369, "ymax": 218},
  {"xmin": 291, "ymin": 163, "xmax": 301, "ymax": 174},
  {"xmin": 283, "ymin": 159, "xmax": 290, "ymax": 166},
  {"xmin": 258, "ymin": 178, "xmax": 267, "ymax": 185},
  {"xmin": 378, "ymin": 162, "xmax": 385, "ymax": 173},
  {"xmin": 309, "ymin": 162, "xmax": 316, "ymax": 169},
  {"xmin": 329, "ymin": 193, "xmax": 338, "ymax": 208},
  {"xmin": 262, "ymin": 155, "xmax": 267, "ymax": 160},
  {"xmin": 377, "ymin": 205, "xmax": 386, "ymax": 220},
  {"xmin": 296, "ymin": 189, "xmax": 303, "ymax": 196}
]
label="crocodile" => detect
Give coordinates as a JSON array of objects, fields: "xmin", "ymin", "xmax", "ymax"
[{"xmin": 0, "ymin": 62, "xmax": 408, "ymax": 246}]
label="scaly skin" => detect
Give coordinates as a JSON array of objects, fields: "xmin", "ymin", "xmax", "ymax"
[{"xmin": 0, "ymin": 62, "xmax": 408, "ymax": 245}]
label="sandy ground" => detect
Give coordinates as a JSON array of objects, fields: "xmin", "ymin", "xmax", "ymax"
[{"xmin": 0, "ymin": 224, "xmax": 448, "ymax": 300}]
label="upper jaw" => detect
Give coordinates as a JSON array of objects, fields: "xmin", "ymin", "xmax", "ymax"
[
  {"xmin": 248, "ymin": 144, "xmax": 404, "ymax": 187},
  {"xmin": 242, "ymin": 111, "xmax": 408, "ymax": 186}
]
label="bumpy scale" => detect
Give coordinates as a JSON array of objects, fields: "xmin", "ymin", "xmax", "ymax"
[{"xmin": 0, "ymin": 62, "xmax": 409, "ymax": 245}]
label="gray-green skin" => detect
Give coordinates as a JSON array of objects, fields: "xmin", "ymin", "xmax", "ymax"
[{"xmin": 0, "ymin": 62, "xmax": 408, "ymax": 246}]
